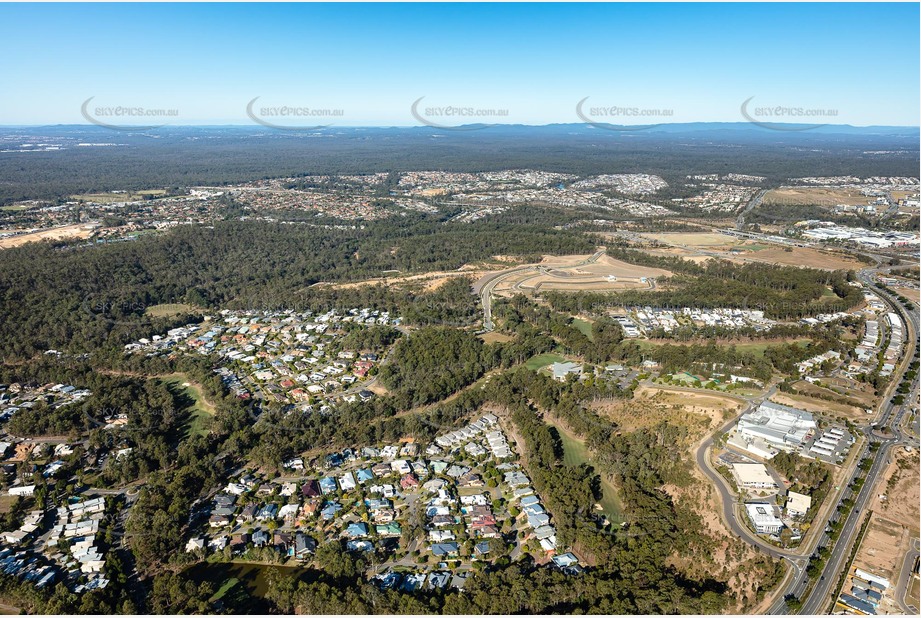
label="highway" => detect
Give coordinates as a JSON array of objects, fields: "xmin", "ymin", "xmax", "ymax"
[
  {"xmin": 766, "ymin": 258, "xmax": 920, "ymax": 614},
  {"xmin": 682, "ymin": 251, "xmax": 920, "ymax": 615},
  {"xmin": 736, "ymin": 188, "xmax": 768, "ymax": 230}
]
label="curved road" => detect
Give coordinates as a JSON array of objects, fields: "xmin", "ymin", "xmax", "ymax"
[
  {"xmin": 689, "ymin": 254, "xmax": 919, "ymax": 615},
  {"xmin": 896, "ymin": 537, "xmax": 920, "ymax": 614},
  {"xmin": 478, "ymin": 249, "xmax": 605, "ymax": 331}
]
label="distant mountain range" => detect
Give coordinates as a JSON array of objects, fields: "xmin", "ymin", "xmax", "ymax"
[{"xmin": 1, "ymin": 122, "xmax": 918, "ymax": 137}]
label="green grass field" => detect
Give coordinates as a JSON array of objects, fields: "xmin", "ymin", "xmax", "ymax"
[
  {"xmin": 550, "ymin": 422, "xmax": 624, "ymax": 524},
  {"xmin": 144, "ymin": 303, "xmax": 200, "ymax": 318},
  {"xmin": 158, "ymin": 373, "xmax": 215, "ymax": 438},
  {"xmin": 209, "ymin": 577, "xmax": 240, "ymax": 602},
  {"xmin": 70, "ymin": 190, "xmax": 167, "ymax": 204},
  {"xmin": 733, "ymin": 339, "xmax": 810, "ymax": 357},
  {"xmin": 637, "ymin": 338, "xmax": 810, "ymax": 358},
  {"xmin": 524, "ymin": 353, "xmax": 566, "ymax": 371},
  {"xmin": 571, "ymin": 318, "xmax": 594, "ymax": 341}
]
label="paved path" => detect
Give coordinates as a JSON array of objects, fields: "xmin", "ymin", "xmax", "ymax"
[{"xmin": 478, "ymin": 249, "xmax": 605, "ymax": 331}]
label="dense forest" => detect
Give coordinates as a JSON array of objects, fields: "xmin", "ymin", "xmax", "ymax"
[
  {"xmin": 0, "ymin": 125, "xmax": 917, "ymax": 204},
  {"xmin": 543, "ymin": 256, "xmax": 864, "ymax": 319},
  {"xmin": 0, "ymin": 215, "xmax": 594, "ymax": 358}
]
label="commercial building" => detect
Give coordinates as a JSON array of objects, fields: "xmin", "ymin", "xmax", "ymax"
[
  {"xmin": 731, "ymin": 463, "xmax": 778, "ymax": 490},
  {"xmin": 785, "ymin": 491, "xmax": 812, "ymax": 518},
  {"xmin": 745, "ymin": 503, "xmax": 784, "ymax": 535},
  {"xmin": 736, "ymin": 401, "xmax": 816, "ymax": 453}
]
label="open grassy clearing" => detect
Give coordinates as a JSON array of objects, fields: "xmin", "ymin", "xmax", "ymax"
[
  {"xmin": 763, "ymin": 186, "xmax": 869, "ymax": 206},
  {"xmin": 724, "ymin": 245, "xmax": 865, "ymax": 270},
  {"xmin": 547, "ymin": 420, "xmax": 624, "ymax": 524},
  {"xmin": 478, "ymin": 331, "xmax": 515, "ymax": 344},
  {"xmin": 157, "ymin": 373, "xmax": 215, "ymax": 438},
  {"xmin": 144, "ymin": 303, "xmax": 201, "ymax": 318},
  {"xmin": 571, "ymin": 317, "xmax": 594, "ymax": 340},
  {"xmin": 796, "ymin": 376, "xmax": 877, "ymax": 408},
  {"xmin": 635, "ymin": 338, "xmax": 811, "ymax": 358},
  {"xmin": 642, "ymin": 232, "xmax": 737, "ymax": 247},
  {"xmin": 524, "ymin": 353, "xmax": 565, "ymax": 371},
  {"xmin": 592, "ymin": 384, "xmax": 742, "ymax": 434},
  {"xmin": 636, "ymin": 232, "xmax": 865, "ymax": 270},
  {"xmin": 0, "ymin": 495, "xmax": 18, "ymax": 515},
  {"xmin": 770, "ymin": 391, "xmax": 864, "ymax": 420}
]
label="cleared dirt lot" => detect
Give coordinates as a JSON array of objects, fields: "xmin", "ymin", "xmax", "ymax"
[
  {"xmin": 874, "ymin": 448, "xmax": 920, "ymax": 535},
  {"xmin": 0, "ymin": 224, "xmax": 98, "ymax": 249},
  {"xmin": 770, "ymin": 391, "xmax": 865, "ymax": 421},
  {"xmin": 479, "ymin": 253, "xmax": 673, "ymax": 297},
  {"xmin": 849, "ymin": 514, "xmax": 912, "ymax": 615},
  {"xmin": 319, "ymin": 270, "xmax": 482, "ymax": 292},
  {"xmin": 638, "ymin": 232, "xmax": 864, "ymax": 271},
  {"xmin": 723, "ymin": 246, "xmax": 865, "ymax": 270},
  {"xmin": 642, "ymin": 232, "xmax": 736, "ymax": 247},
  {"xmin": 638, "ymin": 247, "xmax": 714, "ymax": 264},
  {"xmin": 764, "ymin": 186, "xmax": 870, "ymax": 206},
  {"xmin": 893, "ymin": 287, "xmax": 920, "ymax": 304}
]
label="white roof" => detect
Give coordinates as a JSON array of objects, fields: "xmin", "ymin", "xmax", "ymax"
[
  {"xmin": 786, "ymin": 491, "xmax": 812, "ymax": 514},
  {"xmin": 745, "ymin": 503, "xmax": 783, "ymax": 527},
  {"xmin": 732, "ymin": 462, "xmax": 776, "ymax": 486}
]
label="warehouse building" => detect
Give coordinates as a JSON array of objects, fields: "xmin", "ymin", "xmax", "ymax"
[
  {"xmin": 731, "ymin": 463, "xmax": 778, "ymax": 490},
  {"xmin": 736, "ymin": 401, "xmax": 817, "ymax": 453}
]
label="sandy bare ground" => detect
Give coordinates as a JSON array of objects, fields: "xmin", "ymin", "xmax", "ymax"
[
  {"xmin": 504, "ymin": 276, "xmax": 650, "ymax": 294},
  {"xmin": 639, "ymin": 247, "xmax": 714, "ymax": 264},
  {"xmin": 0, "ymin": 223, "xmax": 98, "ymax": 249},
  {"xmin": 851, "ymin": 515, "xmax": 911, "ymax": 614},
  {"xmin": 873, "ymin": 447, "xmax": 920, "ymax": 535},
  {"xmin": 770, "ymin": 391, "xmax": 864, "ymax": 421},
  {"xmin": 893, "ymin": 287, "xmax": 920, "ymax": 304},
  {"xmin": 764, "ymin": 187, "xmax": 869, "ymax": 206},
  {"xmin": 637, "ymin": 232, "xmax": 864, "ymax": 271},
  {"xmin": 318, "ymin": 255, "xmax": 529, "ymax": 292},
  {"xmin": 8, "ymin": 443, "xmax": 34, "ymax": 462},
  {"xmin": 480, "ymin": 253, "xmax": 673, "ymax": 297},
  {"xmin": 642, "ymin": 232, "xmax": 736, "ymax": 247},
  {"xmin": 841, "ymin": 447, "xmax": 920, "ymax": 614},
  {"xmin": 607, "ymin": 385, "xmax": 781, "ymax": 610},
  {"xmin": 318, "ymin": 270, "xmax": 481, "ymax": 291},
  {"xmin": 723, "ymin": 246, "xmax": 865, "ymax": 271}
]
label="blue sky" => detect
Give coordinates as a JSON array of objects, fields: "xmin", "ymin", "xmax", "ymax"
[{"xmin": 1, "ymin": 2, "xmax": 918, "ymax": 126}]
